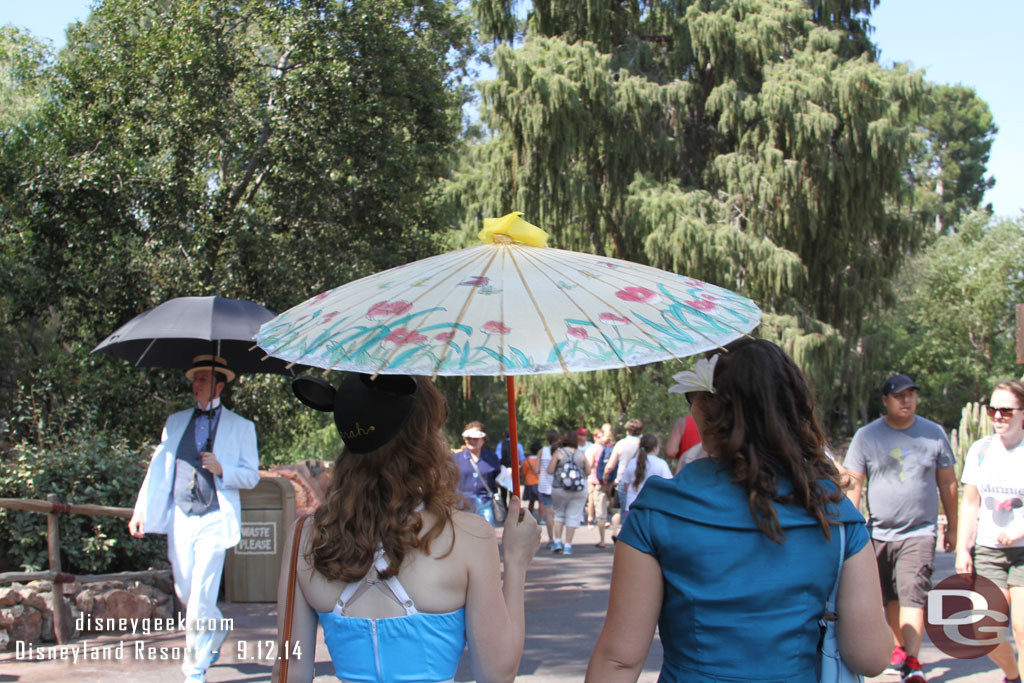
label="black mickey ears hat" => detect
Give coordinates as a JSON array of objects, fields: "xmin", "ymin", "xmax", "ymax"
[{"xmin": 292, "ymin": 373, "xmax": 418, "ymax": 454}]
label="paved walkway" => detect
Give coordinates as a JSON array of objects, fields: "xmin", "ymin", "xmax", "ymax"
[{"xmin": 0, "ymin": 525, "xmax": 1004, "ymax": 682}]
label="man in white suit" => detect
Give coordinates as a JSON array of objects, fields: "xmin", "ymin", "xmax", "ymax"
[{"xmin": 129, "ymin": 355, "xmax": 260, "ymax": 682}]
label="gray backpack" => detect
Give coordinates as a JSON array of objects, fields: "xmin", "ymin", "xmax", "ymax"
[{"xmin": 556, "ymin": 448, "xmax": 586, "ymax": 491}]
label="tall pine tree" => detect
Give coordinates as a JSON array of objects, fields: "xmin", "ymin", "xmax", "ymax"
[{"xmin": 451, "ymin": 0, "xmax": 928, "ymax": 428}]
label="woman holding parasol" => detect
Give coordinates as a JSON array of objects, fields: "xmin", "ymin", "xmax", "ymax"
[{"xmin": 273, "ymin": 372, "xmax": 539, "ymax": 682}]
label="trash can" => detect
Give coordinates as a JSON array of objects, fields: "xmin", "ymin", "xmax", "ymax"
[{"xmin": 225, "ymin": 476, "xmax": 296, "ymax": 602}]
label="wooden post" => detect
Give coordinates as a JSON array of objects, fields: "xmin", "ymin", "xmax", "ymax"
[{"xmin": 45, "ymin": 493, "xmax": 73, "ymax": 644}]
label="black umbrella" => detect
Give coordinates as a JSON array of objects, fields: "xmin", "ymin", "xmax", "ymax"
[
  {"xmin": 92, "ymin": 295, "xmax": 296, "ymax": 376},
  {"xmin": 93, "ymin": 295, "xmax": 298, "ymax": 451}
]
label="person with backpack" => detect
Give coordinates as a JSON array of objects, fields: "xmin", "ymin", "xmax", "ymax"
[
  {"xmin": 546, "ymin": 428, "xmax": 590, "ymax": 555},
  {"xmin": 603, "ymin": 418, "xmax": 644, "ymax": 535}
]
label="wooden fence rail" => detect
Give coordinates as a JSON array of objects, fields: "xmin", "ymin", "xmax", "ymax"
[
  {"xmin": 0, "ymin": 495, "xmax": 138, "ymax": 644},
  {"xmin": 0, "ymin": 497, "xmax": 132, "ymax": 519}
]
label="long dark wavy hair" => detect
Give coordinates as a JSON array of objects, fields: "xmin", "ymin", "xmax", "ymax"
[
  {"xmin": 695, "ymin": 338, "xmax": 844, "ymax": 543},
  {"xmin": 307, "ymin": 378, "xmax": 461, "ymax": 581}
]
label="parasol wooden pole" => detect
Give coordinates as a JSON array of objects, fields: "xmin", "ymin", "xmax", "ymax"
[{"xmin": 506, "ymin": 376, "xmax": 521, "ymax": 500}]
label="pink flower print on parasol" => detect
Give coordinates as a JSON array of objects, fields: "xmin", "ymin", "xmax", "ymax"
[
  {"xmin": 599, "ymin": 313, "xmax": 630, "ymax": 326},
  {"xmin": 366, "ymin": 300, "xmax": 413, "ymax": 321},
  {"xmin": 481, "ymin": 320, "xmax": 511, "ymax": 334},
  {"xmin": 383, "ymin": 327, "xmax": 427, "ymax": 346},
  {"xmin": 685, "ymin": 299, "xmax": 716, "ymax": 312},
  {"xmin": 257, "ymin": 211, "xmax": 763, "ymax": 502},
  {"xmin": 615, "ymin": 286, "xmax": 660, "ymax": 305},
  {"xmin": 434, "ymin": 331, "xmax": 457, "ymax": 342}
]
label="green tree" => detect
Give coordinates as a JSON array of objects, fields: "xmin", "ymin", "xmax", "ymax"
[
  {"xmin": 908, "ymin": 83, "xmax": 997, "ymax": 235},
  {"xmin": 0, "ymin": 25, "xmax": 52, "ymax": 139},
  {"xmin": 865, "ymin": 213, "xmax": 1024, "ymax": 426},
  {"xmin": 0, "ymin": 0, "xmax": 473, "ymax": 455},
  {"xmin": 452, "ymin": 0, "xmax": 927, "ymax": 429}
]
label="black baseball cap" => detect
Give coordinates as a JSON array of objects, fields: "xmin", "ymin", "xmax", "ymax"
[{"xmin": 882, "ymin": 373, "xmax": 919, "ymax": 396}]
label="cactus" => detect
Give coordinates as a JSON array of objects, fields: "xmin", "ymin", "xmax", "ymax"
[{"xmin": 949, "ymin": 401, "xmax": 992, "ymax": 481}]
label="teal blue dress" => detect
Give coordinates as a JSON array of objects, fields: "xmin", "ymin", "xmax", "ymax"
[
  {"xmin": 619, "ymin": 457, "xmax": 868, "ymax": 683},
  {"xmin": 316, "ymin": 548, "xmax": 467, "ymax": 682}
]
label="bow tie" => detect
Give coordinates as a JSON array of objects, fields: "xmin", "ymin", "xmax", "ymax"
[{"xmin": 194, "ymin": 407, "xmax": 217, "ymax": 418}]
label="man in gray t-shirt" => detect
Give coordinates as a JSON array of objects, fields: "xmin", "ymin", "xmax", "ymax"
[{"xmin": 845, "ymin": 373, "xmax": 958, "ymax": 683}]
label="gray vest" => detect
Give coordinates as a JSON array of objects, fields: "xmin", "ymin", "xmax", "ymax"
[{"xmin": 173, "ymin": 413, "xmax": 220, "ymax": 516}]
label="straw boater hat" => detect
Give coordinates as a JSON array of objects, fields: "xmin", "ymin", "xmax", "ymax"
[{"xmin": 185, "ymin": 355, "xmax": 236, "ymax": 383}]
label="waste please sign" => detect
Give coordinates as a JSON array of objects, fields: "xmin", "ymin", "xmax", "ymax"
[{"xmin": 236, "ymin": 522, "xmax": 276, "ymax": 555}]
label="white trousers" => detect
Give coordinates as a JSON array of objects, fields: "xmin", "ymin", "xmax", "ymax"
[{"xmin": 168, "ymin": 507, "xmax": 229, "ymax": 682}]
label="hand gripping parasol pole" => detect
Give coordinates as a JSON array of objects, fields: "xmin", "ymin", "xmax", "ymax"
[{"xmin": 506, "ymin": 376, "xmax": 521, "ymax": 501}]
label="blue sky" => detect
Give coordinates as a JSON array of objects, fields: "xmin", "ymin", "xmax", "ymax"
[{"xmin": 5, "ymin": 0, "xmax": 1022, "ymax": 218}]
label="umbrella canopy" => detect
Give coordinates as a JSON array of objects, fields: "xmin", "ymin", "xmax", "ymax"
[
  {"xmin": 257, "ymin": 213, "xmax": 761, "ymax": 499},
  {"xmin": 257, "ymin": 214, "xmax": 761, "ymax": 377},
  {"xmin": 93, "ymin": 295, "xmax": 295, "ymax": 376}
]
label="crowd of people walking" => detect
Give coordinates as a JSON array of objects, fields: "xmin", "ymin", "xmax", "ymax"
[
  {"xmin": 453, "ymin": 418, "xmax": 682, "ymax": 558},
  {"xmin": 124, "ymin": 341, "xmax": 1024, "ymax": 683}
]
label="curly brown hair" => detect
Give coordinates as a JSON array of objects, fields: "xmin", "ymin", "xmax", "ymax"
[
  {"xmin": 307, "ymin": 377, "xmax": 461, "ymax": 582},
  {"xmin": 695, "ymin": 338, "xmax": 844, "ymax": 543}
]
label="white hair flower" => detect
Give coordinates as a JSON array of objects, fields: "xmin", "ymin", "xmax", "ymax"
[{"xmin": 668, "ymin": 354, "xmax": 719, "ymax": 395}]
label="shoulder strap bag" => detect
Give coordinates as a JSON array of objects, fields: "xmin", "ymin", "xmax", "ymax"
[
  {"xmin": 819, "ymin": 524, "xmax": 864, "ymax": 683},
  {"xmin": 469, "ymin": 454, "xmax": 507, "ymax": 523},
  {"xmin": 278, "ymin": 514, "xmax": 307, "ymax": 682}
]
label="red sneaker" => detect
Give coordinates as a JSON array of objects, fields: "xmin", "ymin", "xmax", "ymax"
[
  {"xmin": 883, "ymin": 646, "xmax": 906, "ymax": 676},
  {"xmin": 900, "ymin": 655, "xmax": 926, "ymax": 683}
]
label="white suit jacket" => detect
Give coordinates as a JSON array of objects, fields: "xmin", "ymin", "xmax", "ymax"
[{"xmin": 133, "ymin": 407, "xmax": 260, "ymax": 548}]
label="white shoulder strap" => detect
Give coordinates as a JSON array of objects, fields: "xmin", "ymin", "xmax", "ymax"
[{"xmin": 332, "ymin": 548, "xmax": 418, "ymax": 616}]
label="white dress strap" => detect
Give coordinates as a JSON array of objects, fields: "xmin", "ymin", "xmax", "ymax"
[
  {"xmin": 332, "ymin": 548, "xmax": 418, "ymax": 616},
  {"xmin": 333, "ymin": 580, "xmax": 362, "ymax": 616},
  {"xmin": 375, "ymin": 548, "xmax": 417, "ymax": 616}
]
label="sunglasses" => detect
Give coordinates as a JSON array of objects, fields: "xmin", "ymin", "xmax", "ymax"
[
  {"xmin": 987, "ymin": 406, "xmax": 1022, "ymax": 420},
  {"xmin": 685, "ymin": 391, "xmax": 699, "ymax": 406}
]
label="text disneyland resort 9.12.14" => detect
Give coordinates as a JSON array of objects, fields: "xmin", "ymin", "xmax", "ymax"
[{"xmin": 14, "ymin": 614, "xmax": 234, "ymax": 662}]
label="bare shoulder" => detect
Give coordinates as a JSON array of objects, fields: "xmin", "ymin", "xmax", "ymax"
[{"xmin": 452, "ymin": 509, "xmax": 496, "ymax": 539}]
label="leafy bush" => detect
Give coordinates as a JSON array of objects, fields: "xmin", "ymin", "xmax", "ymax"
[{"xmin": 0, "ymin": 426, "xmax": 164, "ymax": 574}]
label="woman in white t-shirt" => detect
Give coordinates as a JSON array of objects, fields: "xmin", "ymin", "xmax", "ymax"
[
  {"xmin": 619, "ymin": 433, "xmax": 673, "ymax": 516},
  {"xmin": 957, "ymin": 379, "xmax": 1024, "ymax": 683}
]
